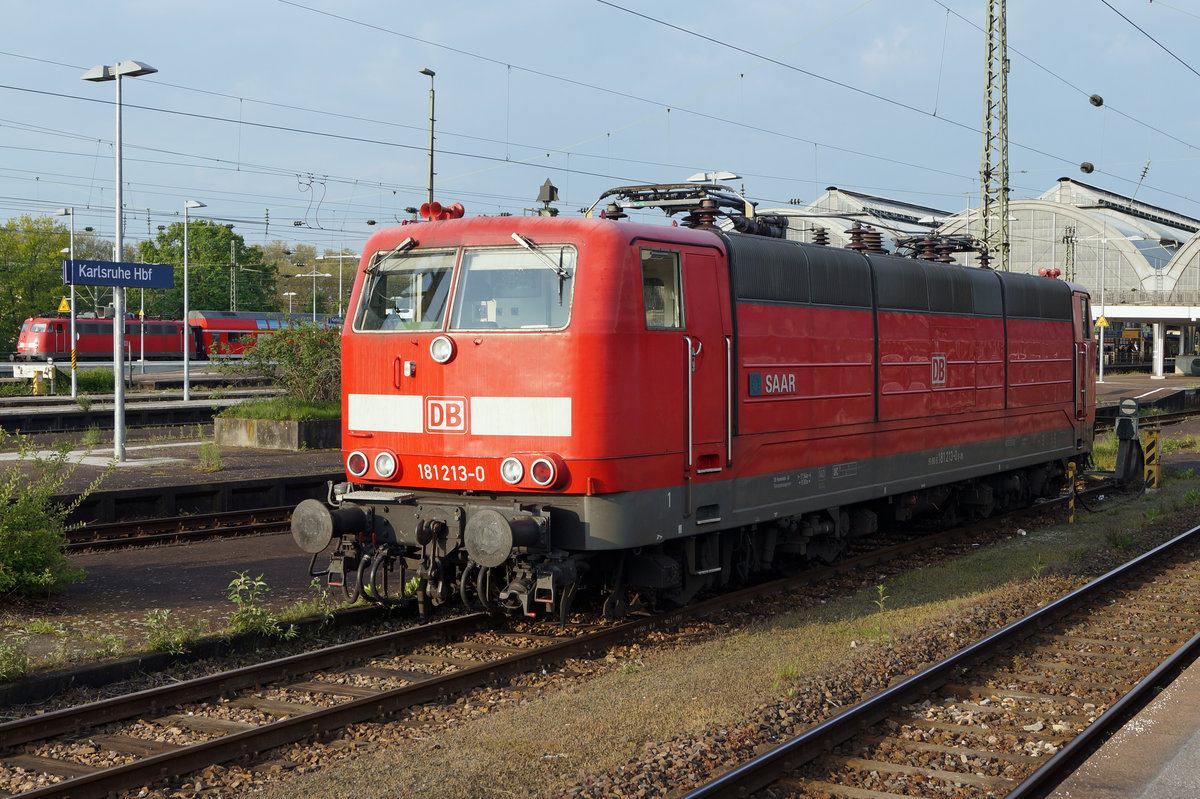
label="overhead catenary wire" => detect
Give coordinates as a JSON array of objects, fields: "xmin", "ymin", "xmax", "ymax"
[{"xmin": 0, "ymin": 2, "xmax": 1197, "ymax": 226}]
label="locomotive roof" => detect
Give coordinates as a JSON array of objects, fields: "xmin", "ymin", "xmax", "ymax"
[{"xmin": 360, "ymin": 214, "xmax": 728, "ymax": 253}]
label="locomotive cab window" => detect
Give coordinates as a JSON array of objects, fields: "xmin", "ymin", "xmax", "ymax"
[
  {"xmin": 641, "ymin": 249, "xmax": 682, "ymax": 329},
  {"xmin": 450, "ymin": 245, "xmax": 576, "ymax": 331},
  {"xmin": 355, "ymin": 250, "xmax": 455, "ymax": 331}
]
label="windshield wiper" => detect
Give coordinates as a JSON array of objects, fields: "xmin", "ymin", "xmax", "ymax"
[
  {"xmin": 511, "ymin": 233, "xmax": 571, "ymax": 279},
  {"xmin": 365, "ymin": 236, "xmax": 417, "ymax": 275},
  {"xmin": 511, "ymin": 232, "xmax": 571, "ymax": 305}
]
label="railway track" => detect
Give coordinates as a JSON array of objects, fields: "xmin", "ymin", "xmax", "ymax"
[
  {"xmin": 64, "ymin": 507, "xmax": 294, "ymax": 551},
  {"xmin": 1094, "ymin": 407, "xmax": 1197, "ymax": 432},
  {"xmin": 681, "ymin": 523, "xmax": 1200, "ymax": 799},
  {"xmin": 0, "ymin": 483, "xmax": 1125, "ymax": 797}
]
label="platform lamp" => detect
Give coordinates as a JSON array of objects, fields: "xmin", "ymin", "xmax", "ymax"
[
  {"xmin": 283, "ymin": 291, "xmax": 297, "ymax": 316},
  {"xmin": 82, "ymin": 58, "xmax": 157, "ymax": 463},
  {"xmin": 315, "ymin": 252, "xmax": 359, "ymax": 317},
  {"xmin": 297, "ymin": 270, "xmax": 332, "ymax": 322},
  {"xmin": 182, "ymin": 200, "xmax": 206, "ymax": 402},
  {"xmin": 54, "ymin": 208, "xmax": 77, "ymax": 398}
]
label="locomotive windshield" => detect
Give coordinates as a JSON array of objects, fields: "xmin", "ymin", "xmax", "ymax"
[
  {"xmin": 355, "ymin": 250, "xmax": 455, "ymax": 330},
  {"xmin": 450, "ymin": 245, "xmax": 575, "ymax": 330},
  {"xmin": 354, "ymin": 243, "xmax": 577, "ymax": 332}
]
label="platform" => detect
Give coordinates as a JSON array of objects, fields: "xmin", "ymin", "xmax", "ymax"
[
  {"xmin": 1093, "ymin": 371, "xmax": 1200, "ymax": 407},
  {"xmin": 1051, "ymin": 652, "xmax": 1200, "ymax": 799}
]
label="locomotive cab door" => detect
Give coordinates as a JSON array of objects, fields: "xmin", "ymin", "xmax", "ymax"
[
  {"xmin": 1073, "ymin": 291, "xmax": 1094, "ymax": 426},
  {"xmin": 642, "ymin": 247, "xmax": 732, "ymax": 509},
  {"xmin": 52, "ymin": 322, "xmax": 66, "ymax": 360},
  {"xmin": 681, "ymin": 251, "xmax": 732, "ymax": 471}
]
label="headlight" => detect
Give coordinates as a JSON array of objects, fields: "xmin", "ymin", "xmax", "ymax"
[
  {"xmin": 374, "ymin": 451, "xmax": 397, "ymax": 479},
  {"xmin": 530, "ymin": 457, "xmax": 557, "ymax": 487},
  {"xmin": 500, "ymin": 457, "xmax": 524, "ymax": 485},
  {"xmin": 430, "ymin": 335, "xmax": 456, "ymax": 364},
  {"xmin": 347, "ymin": 451, "xmax": 369, "ymax": 477}
]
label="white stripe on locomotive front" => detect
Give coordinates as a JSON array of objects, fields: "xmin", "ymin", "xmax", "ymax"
[
  {"xmin": 470, "ymin": 396, "xmax": 571, "ymax": 437},
  {"xmin": 348, "ymin": 394, "xmax": 423, "ymax": 433},
  {"xmin": 348, "ymin": 394, "xmax": 571, "ymax": 437}
]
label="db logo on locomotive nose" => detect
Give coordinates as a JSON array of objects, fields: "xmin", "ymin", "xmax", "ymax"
[{"xmin": 425, "ymin": 396, "xmax": 468, "ymax": 433}]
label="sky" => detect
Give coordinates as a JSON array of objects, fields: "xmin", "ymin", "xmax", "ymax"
[{"xmin": 3, "ymin": 0, "xmax": 1199, "ymax": 257}]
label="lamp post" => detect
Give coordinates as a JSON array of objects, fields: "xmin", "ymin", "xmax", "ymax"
[
  {"xmin": 315, "ymin": 253, "xmax": 359, "ymax": 317},
  {"xmin": 54, "ymin": 208, "xmax": 77, "ymax": 398},
  {"xmin": 83, "ymin": 59, "xmax": 157, "ymax": 463},
  {"xmin": 1098, "ymin": 243, "xmax": 1107, "ymax": 385},
  {"xmin": 283, "ymin": 291, "xmax": 297, "ymax": 315},
  {"xmin": 182, "ymin": 200, "xmax": 206, "ymax": 401},
  {"xmin": 297, "ymin": 271, "xmax": 332, "ymax": 322},
  {"xmin": 420, "ymin": 67, "xmax": 435, "ymax": 204}
]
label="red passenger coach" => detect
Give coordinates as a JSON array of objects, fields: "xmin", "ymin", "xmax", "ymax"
[{"xmin": 292, "ymin": 183, "xmax": 1094, "ymax": 620}]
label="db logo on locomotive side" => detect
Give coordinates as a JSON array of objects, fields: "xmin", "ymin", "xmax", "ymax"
[
  {"xmin": 931, "ymin": 354, "xmax": 947, "ymax": 387},
  {"xmin": 425, "ymin": 396, "xmax": 468, "ymax": 433}
]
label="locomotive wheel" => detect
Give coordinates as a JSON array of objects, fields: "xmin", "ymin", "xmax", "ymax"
[
  {"xmin": 602, "ymin": 587, "xmax": 630, "ymax": 618},
  {"xmin": 602, "ymin": 554, "xmax": 629, "ymax": 619},
  {"xmin": 807, "ymin": 535, "xmax": 844, "ymax": 566}
]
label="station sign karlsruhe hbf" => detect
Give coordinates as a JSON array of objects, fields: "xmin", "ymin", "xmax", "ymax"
[{"xmin": 62, "ymin": 259, "xmax": 174, "ymax": 289}]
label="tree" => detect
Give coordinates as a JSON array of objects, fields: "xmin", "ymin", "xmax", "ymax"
[
  {"xmin": 0, "ymin": 215, "xmax": 70, "ymax": 352},
  {"xmin": 263, "ymin": 240, "xmax": 328, "ymax": 316},
  {"xmin": 137, "ymin": 221, "xmax": 278, "ymax": 317}
]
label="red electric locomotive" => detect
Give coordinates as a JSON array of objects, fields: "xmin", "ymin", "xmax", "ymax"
[
  {"xmin": 292, "ymin": 184, "xmax": 1094, "ymax": 620},
  {"xmin": 16, "ymin": 315, "xmax": 185, "ymax": 361}
]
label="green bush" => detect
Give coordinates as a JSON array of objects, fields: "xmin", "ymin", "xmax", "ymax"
[
  {"xmin": 0, "ymin": 433, "xmax": 100, "ymax": 596},
  {"xmin": 220, "ymin": 322, "xmax": 340, "ymax": 404},
  {"xmin": 70, "ymin": 368, "xmax": 118, "ymax": 395}
]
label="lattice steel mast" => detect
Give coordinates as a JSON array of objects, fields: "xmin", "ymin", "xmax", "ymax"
[{"xmin": 979, "ymin": 0, "xmax": 1009, "ymax": 270}]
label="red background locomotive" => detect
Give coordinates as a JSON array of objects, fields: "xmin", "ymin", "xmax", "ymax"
[
  {"xmin": 15, "ymin": 309, "xmax": 333, "ymax": 361},
  {"xmin": 292, "ymin": 184, "xmax": 1094, "ymax": 619}
]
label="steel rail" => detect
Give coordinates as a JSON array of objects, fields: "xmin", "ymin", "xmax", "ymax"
[
  {"xmin": 679, "ymin": 522, "xmax": 1200, "ymax": 798},
  {"xmin": 0, "ymin": 613, "xmax": 491, "ymax": 749},
  {"xmin": 64, "ymin": 506, "xmax": 294, "ymax": 550},
  {"xmin": 12, "ymin": 616, "xmax": 647, "ymax": 799}
]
